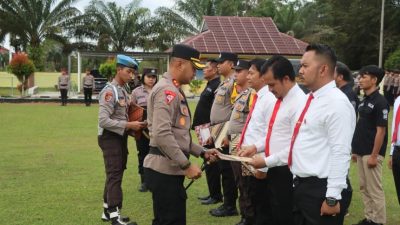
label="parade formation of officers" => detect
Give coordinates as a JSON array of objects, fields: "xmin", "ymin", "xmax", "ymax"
[{"xmin": 97, "ymin": 43, "xmax": 400, "ymax": 225}]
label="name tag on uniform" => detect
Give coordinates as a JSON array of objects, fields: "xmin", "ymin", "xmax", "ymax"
[
  {"xmin": 368, "ymin": 103, "xmax": 374, "ymax": 109},
  {"xmin": 119, "ymin": 98, "xmax": 126, "ymax": 107}
]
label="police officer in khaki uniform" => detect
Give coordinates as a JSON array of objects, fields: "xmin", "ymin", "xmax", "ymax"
[
  {"xmin": 98, "ymin": 55, "xmax": 144, "ymax": 225},
  {"xmin": 144, "ymin": 44, "xmax": 219, "ymax": 225},
  {"xmin": 225, "ymin": 60, "xmax": 256, "ymax": 224},
  {"xmin": 83, "ymin": 69, "xmax": 95, "ymax": 106},
  {"xmin": 58, "ymin": 68, "xmax": 70, "ymax": 106},
  {"xmin": 209, "ymin": 52, "xmax": 239, "ymax": 217},
  {"xmin": 130, "ymin": 68, "xmax": 158, "ymax": 192}
]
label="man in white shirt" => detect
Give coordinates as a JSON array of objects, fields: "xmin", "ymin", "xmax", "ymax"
[
  {"xmin": 238, "ymin": 59, "xmax": 277, "ymax": 224},
  {"xmin": 247, "ymin": 55, "xmax": 306, "ymax": 225},
  {"xmin": 390, "ymin": 95, "xmax": 400, "ymax": 207},
  {"xmin": 265, "ymin": 44, "xmax": 354, "ymax": 225}
]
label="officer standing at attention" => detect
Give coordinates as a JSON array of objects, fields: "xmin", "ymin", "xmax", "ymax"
[
  {"xmin": 352, "ymin": 65, "xmax": 389, "ymax": 225},
  {"xmin": 289, "ymin": 44, "xmax": 356, "ymax": 225},
  {"xmin": 192, "ymin": 59, "xmax": 223, "ymax": 205},
  {"xmin": 98, "ymin": 55, "xmax": 144, "ymax": 225},
  {"xmin": 130, "ymin": 68, "xmax": 158, "ymax": 192},
  {"xmin": 83, "ymin": 68, "xmax": 95, "ymax": 106},
  {"xmin": 209, "ymin": 52, "xmax": 239, "ymax": 217},
  {"xmin": 58, "ymin": 68, "xmax": 70, "ymax": 106},
  {"xmin": 143, "ymin": 44, "xmax": 219, "ymax": 225},
  {"xmin": 225, "ymin": 59, "xmax": 255, "ymax": 225}
]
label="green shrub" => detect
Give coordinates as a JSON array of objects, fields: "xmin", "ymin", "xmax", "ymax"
[
  {"xmin": 99, "ymin": 58, "xmax": 116, "ymax": 81},
  {"xmin": 189, "ymin": 79, "xmax": 203, "ymax": 95},
  {"xmin": 385, "ymin": 48, "xmax": 400, "ymax": 70}
]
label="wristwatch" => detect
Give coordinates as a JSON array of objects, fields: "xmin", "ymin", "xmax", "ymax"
[
  {"xmin": 200, "ymin": 148, "xmax": 207, "ymax": 159},
  {"xmin": 326, "ymin": 197, "xmax": 338, "ymax": 207}
]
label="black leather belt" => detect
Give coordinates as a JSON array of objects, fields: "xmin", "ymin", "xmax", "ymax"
[
  {"xmin": 293, "ymin": 176, "xmax": 327, "ymax": 186},
  {"xmin": 149, "ymin": 146, "xmax": 189, "ymax": 159}
]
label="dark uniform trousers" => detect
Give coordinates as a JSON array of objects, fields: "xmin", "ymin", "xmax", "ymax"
[
  {"xmin": 393, "ymin": 146, "xmax": 400, "ymax": 205},
  {"xmin": 251, "ymin": 176, "xmax": 271, "ymax": 225},
  {"xmin": 60, "ymin": 89, "xmax": 68, "ymax": 105},
  {"xmin": 231, "ymin": 161, "xmax": 255, "ymax": 220},
  {"xmin": 204, "ymin": 144, "xmax": 222, "ymax": 200},
  {"xmin": 98, "ymin": 129, "xmax": 128, "ymax": 208},
  {"xmin": 136, "ymin": 133, "xmax": 150, "ymax": 175},
  {"xmin": 293, "ymin": 177, "xmax": 339, "ymax": 225},
  {"xmin": 338, "ymin": 177, "xmax": 352, "ymax": 225},
  {"xmin": 267, "ymin": 166, "xmax": 294, "ymax": 225},
  {"xmin": 144, "ymin": 168, "xmax": 186, "ymax": 225},
  {"xmin": 219, "ymin": 146, "xmax": 238, "ymax": 207},
  {"xmin": 84, "ymin": 88, "xmax": 93, "ymax": 105}
]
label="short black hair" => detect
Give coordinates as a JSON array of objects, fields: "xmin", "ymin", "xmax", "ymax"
[
  {"xmin": 250, "ymin": 59, "xmax": 267, "ymax": 75},
  {"xmin": 359, "ymin": 65, "xmax": 385, "ymax": 85},
  {"xmin": 305, "ymin": 43, "xmax": 337, "ymax": 73},
  {"xmin": 262, "ymin": 55, "xmax": 295, "ymax": 81},
  {"xmin": 207, "ymin": 59, "xmax": 218, "ymax": 67},
  {"xmin": 335, "ymin": 61, "xmax": 352, "ymax": 82}
]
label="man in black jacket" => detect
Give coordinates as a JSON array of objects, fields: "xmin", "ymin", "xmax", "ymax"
[{"xmin": 192, "ymin": 59, "xmax": 223, "ymax": 205}]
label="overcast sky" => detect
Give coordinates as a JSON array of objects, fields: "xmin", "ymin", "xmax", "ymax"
[
  {"xmin": 2, "ymin": 0, "xmax": 175, "ymax": 50},
  {"xmin": 73, "ymin": 0, "xmax": 175, "ymax": 13}
]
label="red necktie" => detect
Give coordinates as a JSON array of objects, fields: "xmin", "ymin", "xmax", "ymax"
[
  {"xmin": 265, "ymin": 98, "xmax": 282, "ymax": 157},
  {"xmin": 237, "ymin": 94, "xmax": 258, "ymax": 148},
  {"xmin": 392, "ymin": 105, "xmax": 400, "ymax": 143},
  {"xmin": 288, "ymin": 93, "xmax": 314, "ymax": 167}
]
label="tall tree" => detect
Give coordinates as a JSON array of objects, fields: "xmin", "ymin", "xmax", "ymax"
[
  {"xmin": 0, "ymin": 0, "xmax": 81, "ymax": 69},
  {"xmin": 77, "ymin": 0, "xmax": 151, "ymax": 51},
  {"xmin": 150, "ymin": 6, "xmax": 198, "ymax": 51}
]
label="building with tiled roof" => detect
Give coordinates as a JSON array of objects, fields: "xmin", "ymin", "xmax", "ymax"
[{"xmin": 171, "ymin": 16, "xmax": 308, "ymax": 59}]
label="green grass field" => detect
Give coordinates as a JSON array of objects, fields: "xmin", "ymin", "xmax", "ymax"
[{"xmin": 0, "ymin": 102, "xmax": 399, "ymax": 225}]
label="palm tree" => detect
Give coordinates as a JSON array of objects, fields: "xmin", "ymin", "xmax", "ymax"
[
  {"xmin": 149, "ymin": 6, "xmax": 198, "ymax": 51},
  {"xmin": 0, "ymin": 0, "xmax": 82, "ymax": 69},
  {"xmin": 77, "ymin": 0, "xmax": 151, "ymax": 51}
]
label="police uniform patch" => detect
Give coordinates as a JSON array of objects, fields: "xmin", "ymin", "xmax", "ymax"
[
  {"xmin": 164, "ymin": 90, "xmax": 176, "ymax": 104},
  {"xmin": 104, "ymin": 91, "xmax": 113, "ymax": 102},
  {"xmin": 182, "ymin": 106, "xmax": 189, "ymax": 115},
  {"xmin": 179, "ymin": 117, "xmax": 186, "ymax": 126},
  {"xmin": 383, "ymin": 109, "xmax": 388, "ymax": 120}
]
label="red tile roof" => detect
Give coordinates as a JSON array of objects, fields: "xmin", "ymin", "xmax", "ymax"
[{"xmin": 177, "ymin": 16, "xmax": 308, "ymax": 56}]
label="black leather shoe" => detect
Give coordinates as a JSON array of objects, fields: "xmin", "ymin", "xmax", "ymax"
[
  {"xmin": 201, "ymin": 197, "xmax": 222, "ymax": 205},
  {"xmin": 209, "ymin": 205, "xmax": 238, "ymax": 217},
  {"xmin": 197, "ymin": 195, "xmax": 210, "ymax": 201},
  {"xmin": 352, "ymin": 219, "xmax": 374, "ymax": 225},
  {"xmin": 101, "ymin": 212, "xmax": 130, "ymax": 222}
]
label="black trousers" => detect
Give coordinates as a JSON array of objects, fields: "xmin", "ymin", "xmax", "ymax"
[
  {"xmin": 219, "ymin": 146, "xmax": 238, "ymax": 207},
  {"xmin": 83, "ymin": 88, "xmax": 92, "ymax": 105},
  {"xmin": 204, "ymin": 144, "xmax": 222, "ymax": 200},
  {"xmin": 393, "ymin": 146, "xmax": 400, "ymax": 205},
  {"xmin": 145, "ymin": 168, "xmax": 186, "ymax": 225},
  {"xmin": 338, "ymin": 177, "xmax": 352, "ymax": 225},
  {"xmin": 60, "ymin": 89, "xmax": 68, "ymax": 105},
  {"xmin": 293, "ymin": 177, "xmax": 339, "ymax": 225},
  {"xmin": 136, "ymin": 134, "xmax": 150, "ymax": 175},
  {"xmin": 98, "ymin": 130, "xmax": 128, "ymax": 208},
  {"xmin": 267, "ymin": 166, "xmax": 294, "ymax": 225},
  {"xmin": 251, "ymin": 176, "xmax": 271, "ymax": 225}
]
